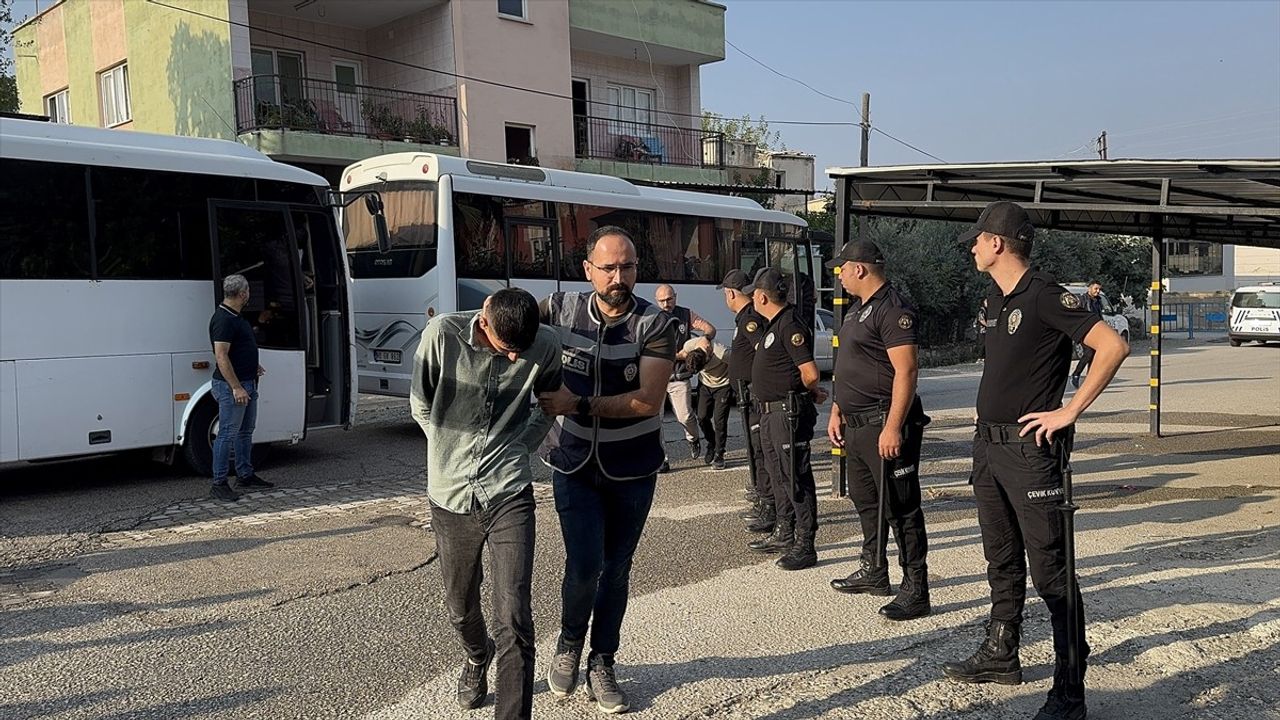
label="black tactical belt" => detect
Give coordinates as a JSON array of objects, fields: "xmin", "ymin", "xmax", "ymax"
[
  {"xmin": 975, "ymin": 422, "xmax": 1037, "ymax": 444},
  {"xmin": 757, "ymin": 400, "xmax": 788, "ymax": 414},
  {"xmin": 844, "ymin": 408, "xmax": 885, "ymax": 429}
]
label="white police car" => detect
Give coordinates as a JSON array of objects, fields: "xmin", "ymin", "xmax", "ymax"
[{"xmin": 1228, "ymin": 283, "xmax": 1280, "ymax": 346}]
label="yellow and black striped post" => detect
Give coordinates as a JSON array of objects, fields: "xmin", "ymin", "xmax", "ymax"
[
  {"xmin": 830, "ymin": 178, "xmax": 849, "ymax": 498},
  {"xmin": 1149, "ymin": 219, "xmax": 1165, "ymax": 437}
]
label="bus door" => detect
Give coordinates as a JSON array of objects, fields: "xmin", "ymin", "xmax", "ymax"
[
  {"xmin": 504, "ymin": 216, "xmax": 561, "ymax": 300},
  {"xmin": 208, "ymin": 201, "xmax": 307, "ymax": 445}
]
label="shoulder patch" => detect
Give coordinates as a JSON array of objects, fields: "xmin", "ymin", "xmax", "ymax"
[
  {"xmin": 1061, "ymin": 292, "xmax": 1081, "ymax": 310},
  {"xmin": 898, "ymin": 314, "xmax": 914, "ymax": 330},
  {"xmin": 746, "ymin": 320, "xmax": 758, "ymax": 333},
  {"xmin": 790, "ymin": 332, "xmax": 805, "ymax": 347}
]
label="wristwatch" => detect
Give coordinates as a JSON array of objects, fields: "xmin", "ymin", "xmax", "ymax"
[{"xmin": 576, "ymin": 395, "xmax": 592, "ymax": 417}]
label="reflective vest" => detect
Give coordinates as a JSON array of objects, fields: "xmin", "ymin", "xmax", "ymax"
[{"xmin": 539, "ymin": 292, "xmax": 674, "ymax": 479}]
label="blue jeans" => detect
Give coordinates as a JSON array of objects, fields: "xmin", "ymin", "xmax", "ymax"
[
  {"xmin": 553, "ymin": 463, "xmax": 657, "ymax": 659},
  {"xmin": 211, "ymin": 378, "xmax": 257, "ymax": 485}
]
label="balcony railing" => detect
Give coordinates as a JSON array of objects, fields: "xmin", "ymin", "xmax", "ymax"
[
  {"xmin": 234, "ymin": 75, "xmax": 458, "ymax": 146},
  {"xmin": 574, "ymin": 115, "xmax": 725, "ymax": 169}
]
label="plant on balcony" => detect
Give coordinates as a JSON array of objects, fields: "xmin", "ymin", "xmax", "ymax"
[
  {"xmin": 254, "ymin": 100, "xmax": 283, "ymax": 129},
  {"xmin": 362, "ymin": 99, "xmax": 406, "ymax": 140},
  {"xmin": 282, "ymin": 98, "xmax": 321, "ymax": 131},
  {"xmin": 406, "ymin": 106, "xmax": 455, "ymax": 145}
]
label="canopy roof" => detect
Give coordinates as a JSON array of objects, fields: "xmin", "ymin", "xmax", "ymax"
[{"xmin": 827, "ymin": 159, "xmax": 1280, "ymax": 247}]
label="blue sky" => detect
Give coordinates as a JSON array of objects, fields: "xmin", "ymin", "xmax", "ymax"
[
  {"xmin": 6, "ymin": 0, "xmax": 1278, "ymax": 190},
  {"xmin": 704, "ymin": 0, "xmax": 1280, "ymax": 187}
]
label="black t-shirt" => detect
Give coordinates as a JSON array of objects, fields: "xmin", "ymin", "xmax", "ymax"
[
  {"xmin": 750, "ymin": 305, "xmax": 815, "ymax": 401},
  {"xmin": 210, "ymin": 304, "xmax": 260, "ymax": 383},
  {"xmin": 977, "ymin": 271, "xmax": 1101, "ymax": 423},
  {"xmin": 728, "ymin": 304, "xmax": 766, "ymax": 381},
  {"xmin": 835, "ymin": 282, "xmax": 917, "ymax": 413}
]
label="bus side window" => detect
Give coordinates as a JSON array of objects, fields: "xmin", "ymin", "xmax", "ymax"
[{"xmin": 0, "ymin": 160, "xmax": 92, "ymax": 280}]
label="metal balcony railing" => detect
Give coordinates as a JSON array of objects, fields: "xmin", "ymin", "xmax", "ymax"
[
  {"xmin": 574, "ymin": 114, "xmax": 725, "ymax": 169},
  {"xmin": 234, "ymin": 75, "xmax": 458, "ymax": 146}
]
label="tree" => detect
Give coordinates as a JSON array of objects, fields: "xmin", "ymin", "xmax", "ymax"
[
  {"xmin": 701, "ymin": 111, "xmax": 784, "ymax": 151},
  {"xmin": 0, "ymin": 0, "xmax": 23, "ymax": 113},
  {"xmin": 796, "ymin": 192, "xmax": 835, "ymax": 235}
]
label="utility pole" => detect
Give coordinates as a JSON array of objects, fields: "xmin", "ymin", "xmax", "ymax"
[
  {"xmin": 1096, "ymin": 130, "xmax": 1108, "ymax": 160},
  {"xmin": 858, "ymin": 92, "xmax": 870, "ymax": 242}
]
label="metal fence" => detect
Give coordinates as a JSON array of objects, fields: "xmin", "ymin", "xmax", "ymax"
[
  {"xmin": 234, "ymin": 75, "xmax": 458, "ymax": 146},
  {"xmin": 574, "ymin": 114, "xmax": 725, "ymax": 169},
  {"xmin": 1159, "ymin": 300, "xmax": 1230, "ymax": 338}
]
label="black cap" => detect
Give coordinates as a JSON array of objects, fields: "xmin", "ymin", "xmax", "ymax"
[
  {"xmin": 824, "ymin": 240, "xmax": 886, "ymax": 269},
  {"xmin": 718, "ymin": 268, "xmax": 751, "ymax": 290},
  {"xmin": 743, "ymin": 267, "xmax": 787, "ymax": 296},
  {"xmin": 958, "ymin": 201, "xmax": 1035, "ymax": 244}
]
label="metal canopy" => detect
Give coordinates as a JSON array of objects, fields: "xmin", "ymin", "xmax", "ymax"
[{"xmin": 826, "ymin": 159, "xmax": 1280, "ymax": 247}]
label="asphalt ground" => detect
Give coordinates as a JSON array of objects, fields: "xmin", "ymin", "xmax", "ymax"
[{"xmin": 1, "ymin": 335, "xmax": 1277, "ymax": 719}]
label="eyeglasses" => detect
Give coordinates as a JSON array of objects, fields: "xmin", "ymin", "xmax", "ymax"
[{"xmin": 587, "ymin": 261, "xmax": 638, "ymax": 275}]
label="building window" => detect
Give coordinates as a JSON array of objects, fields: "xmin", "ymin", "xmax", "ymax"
[
  {"xmin": 99, "ymin": 63, "xmax": 131, "ymax": 127},
  {"xmin": 497, "ymin": 0, "xmax": 526, "ymax": 20},
  {"xmin": 1166, "ymin": 240, "xmax": 1223, "ymax": 276},
  {"xmin": 607, "ymin": 84, "xmax": 654, "ymax": 127},
  {"xmin": 505, "ymin": 124, "xmax": 535, "ymax": 165},
  {"xmin": 45, "ymin": 89, "xmax": 70, "ymax": 124}
]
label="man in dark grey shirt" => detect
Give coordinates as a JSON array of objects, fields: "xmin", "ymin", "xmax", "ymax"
[{"xmin": 410, "ymin": 288, "xmax": 562, "ymax": 719}]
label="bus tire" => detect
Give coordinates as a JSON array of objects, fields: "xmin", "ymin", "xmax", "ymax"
[{"xmin": 182, "ymin": 399, "xmax": 218, "ymax": 477}]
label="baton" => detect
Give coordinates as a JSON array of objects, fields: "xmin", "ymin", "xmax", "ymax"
[
  {"xmin": 1056, "ymin": 433, "xmax": 1082, "ymax": 690},
  {"xmin": 876, "ymin": 454, "xmax": 888, "ymax": 570},
  {"xmin": 786, "ymin": 391, "xmax": 803, "ymax": 503},
  {"xmin": 737, "ymin": 381, "xmax": 758, "ymax": 485}
]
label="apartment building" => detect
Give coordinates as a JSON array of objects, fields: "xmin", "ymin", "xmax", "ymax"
[{"xmin": 14, "ymin": 0, "xmax": 730, "ymax": 185}]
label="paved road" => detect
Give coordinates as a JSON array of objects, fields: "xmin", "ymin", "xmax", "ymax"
[{"xmin": 1, "ymin": 337, "xmax": 1277, "ymax": 719}]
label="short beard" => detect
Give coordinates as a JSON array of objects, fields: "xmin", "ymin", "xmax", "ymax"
[{"xmin": 599, "ymin": 283, "xmax": 633, "ymax": 308}]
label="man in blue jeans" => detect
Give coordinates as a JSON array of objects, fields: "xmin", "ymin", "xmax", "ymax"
[
  {"xmin": 537, "ymin": 226, "xmax": 677, "ymax": 714},
  {"xmin": 208, "ymin": 274, "xmax": 272, "ymax": 501}
]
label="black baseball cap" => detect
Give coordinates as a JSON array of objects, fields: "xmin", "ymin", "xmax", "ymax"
[
  {"xmin": 824, "ymin": 240, "xmax": 886, "ymax": 269},
  {"xmin": 718, "ymin": 268, "xmax": 752, "ymax": 290},
  {"xmin": 743, "ymin": 267, "xmax": 787, "ymax": 295},
  {"xmin": 957, "ymin": 201, "xmax": 1035, "ymax": 244}
]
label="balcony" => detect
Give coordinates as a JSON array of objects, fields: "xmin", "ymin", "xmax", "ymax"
[
  {"xmin": 574, "ymin": 114, "xmax": 724, "ymax": 170},
  {"xmin": 234, "ymin": 75, "xmax": 458, "ymax": 146}
]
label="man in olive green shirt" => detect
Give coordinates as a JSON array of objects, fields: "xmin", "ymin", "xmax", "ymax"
[{"xmin": 410, "ymin": 288, "xmax": 562, "ymax": 719}]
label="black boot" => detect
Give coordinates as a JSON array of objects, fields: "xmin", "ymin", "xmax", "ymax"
[
  {"xmin": 739, "ymin": 497, "xmax": 763, "ymax": 519},
  {"xmin": 879, "ymin": 569, "xmax": 931, "ymax": 621},
  {"xmin": 745, "ymin": 503, "xmax": 776, "ymax": 533},
  {"xmin": 1034, "ymin": 659, "xmax": 1087, "ymax": 719},
  {"xmin": 748, "ymin": 519, "xmax": 793, "ymax": 554},
  {"xmin": 830, "ymin": 559, "xmax": 891, "ymax": 595},
  {"xmin": 703, "ymin": 445, "xmax": 715, "ymax": 465},
  {"xmin": 776, "ymin": 534, "xmax": 816, "ymax": 570},
  {"xmin": 941, "ymin": 620, "xmax": 1023, "ymax": 685}
]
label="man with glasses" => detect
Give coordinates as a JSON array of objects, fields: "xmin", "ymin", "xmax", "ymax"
[
  {"xmin": 536, "ymin": 226, "xmax": 677, "ymax": 714},
  {"xmin": 654, "ymin": 284, "xmax": 716, "ymax": 470},
  {"xmin": 410, "ymin": 288, "xmax": 562, "ymax": 719}
]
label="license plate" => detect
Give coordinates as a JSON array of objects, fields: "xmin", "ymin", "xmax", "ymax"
[{"xmin": 373, "ymin": 349, "xmax": 403, "ymax": 364}]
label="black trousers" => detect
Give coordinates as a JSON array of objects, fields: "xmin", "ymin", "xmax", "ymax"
[
  {"xmin": 759, "ymin": 400, "xmax": 818, "ymax": 539},
  {"xmin": 972, "ymin": 434, "xmax": 1089, "ymax": 691},
  {"xmin": 696, "ymin": 383, "xmax": 734, "ymax": 460},
  {"xmin": 845, "ymin": 416, "xmax": 928, "ymax": 573},
  {"xmin": 431, "ymin": 485, "xmax": 536, "ymax": 720},
  {"xmin": 1073, "ymin": 346, "xmax": 1095, "ymax": 378}
]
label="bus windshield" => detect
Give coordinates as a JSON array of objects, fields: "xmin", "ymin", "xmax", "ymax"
[{"xmin": 345, "ymin": 181, "xmax": 438, "ymax": 278}]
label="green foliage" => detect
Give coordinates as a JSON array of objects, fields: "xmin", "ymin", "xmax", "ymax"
[
  {"xmin": 701, "ymin": 110, "xmax": 784, "ymax": 150},
  {"xmin": 1, "ymin": 0, "xmax": 22, "ymax": 113}
]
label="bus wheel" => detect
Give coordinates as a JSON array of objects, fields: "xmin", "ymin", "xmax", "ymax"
[{"xmin": 182, "ymin": 399, "xmax": 218, "ymax": 477}]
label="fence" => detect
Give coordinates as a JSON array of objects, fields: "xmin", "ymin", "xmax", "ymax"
[
  {"xmin": 234, "ymin": 75, "xmax": 458, "ymax": 146},
  {"xmin": 574, "ymin": 114, "xmax": 725, "ymax": 169},
  {"xmin": 1159, "ymin": 300, "xmax": 1230, "ymax": 339}
]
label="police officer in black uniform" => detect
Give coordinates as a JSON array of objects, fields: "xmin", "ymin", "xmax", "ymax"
[
  {"xmin": 718, "ymin": 269, "xmax": 771, "ymax": 531},
  {"xmin": 745, "ymin": 268, "xmax": 828, "ymax": 571},
  {"xmin": 942, "ymin": 202, "xmax": 1128, "ymax": 720},
  {"xmin": 825, "ymin": 240, "xmax": 932, "ymax": 621}
]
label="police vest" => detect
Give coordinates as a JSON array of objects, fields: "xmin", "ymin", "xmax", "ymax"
[
  {"xmin": 539, "ymin": 292, "xmax": 674, "ymax": 480},
  {"xmin": 668, "ymin": 305, "xmax": 693, "ymax": 380}
]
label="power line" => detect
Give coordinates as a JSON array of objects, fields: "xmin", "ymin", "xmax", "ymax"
[
  {"xmin": 144, "ymin": 0, "xmax": 858, "ymax": 127},
  {"xmin": 870, "ymin": 126, "xmax": 946, "ymax": 163},
  {"xmin": 724, "ymin": 39, "xmax": 855, "ymax": 107}
]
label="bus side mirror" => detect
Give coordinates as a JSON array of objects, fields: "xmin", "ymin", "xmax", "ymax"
[{"xmin": 364, "ymin": 193, "xmax": 391, "ymax": 254}]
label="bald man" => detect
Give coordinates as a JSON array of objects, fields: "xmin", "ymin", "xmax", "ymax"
[{"xmin": 655, "ymin": 284, "xmax": 716, "ymax": 469}]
